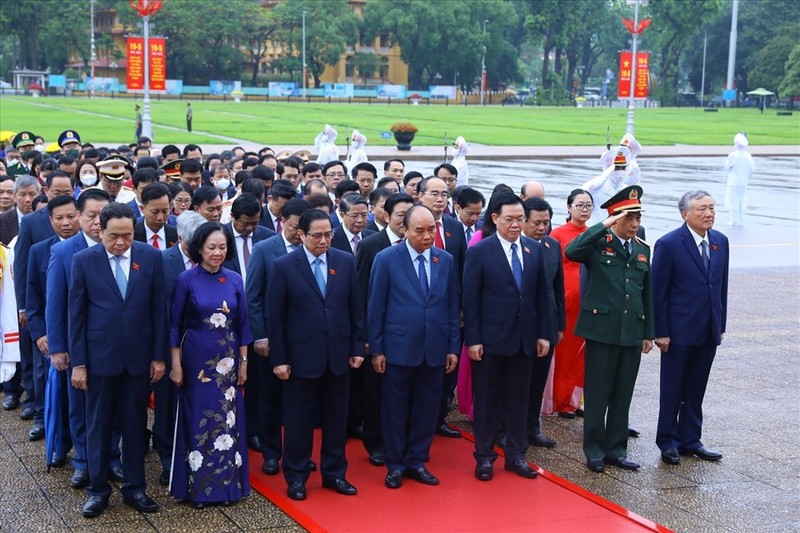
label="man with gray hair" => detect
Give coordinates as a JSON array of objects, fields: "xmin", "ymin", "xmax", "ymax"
[
  {"xmin": 652, "ymin": 190, "xmax": 729, "ymax": 465},
  {"xmin": 0, "ymin": 175, "xmax": 40, "ymax": 246},
  {"xmin": 152, "ymin": 209, "xmax": 205, "ymax": 485}
]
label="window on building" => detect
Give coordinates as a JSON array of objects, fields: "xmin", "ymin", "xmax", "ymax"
[
  {"xmin": 345, "ymin": 56, "xmax": 355, "ymax": 79},
  {"xmin": 379, "ymin": 57, "xmax": 389, "ymax": 80}
]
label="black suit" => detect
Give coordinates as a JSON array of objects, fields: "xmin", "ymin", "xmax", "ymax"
[
  {"xmin": 222, "ymin": 223, "xmax": 275, "ymax": 276},
  {"xmin": 0, "ymin": 208, "xmax": 19, "ymax": 246},
  {"xmin": 260, "ymin": 206, "xmax": 277, "ymax": 231},
  {"xmin": 527, "ymin": 236, "xmax": 566, "ymax": 438},
  {"xmin": 133, "ymin": 220, "xmax": 178, "ymax": 249},
  {"xmin": 330, "ymin": 227, "xmax": 375, "ymax": 256},
  {"xmin": 354, "ymin": 229, "xmax": 392, "ymax": 454},
  {"xmin": 365, "ymin": 219, "xmax": 381, "ymax": 233}
]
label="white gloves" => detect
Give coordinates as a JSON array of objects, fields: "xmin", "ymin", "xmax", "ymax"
[{"xmin": 0, "ymin": 362, "xmax": 16, "ymax": 383}]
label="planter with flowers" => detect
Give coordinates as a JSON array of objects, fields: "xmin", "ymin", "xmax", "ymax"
[{"xmin": 390, "ymin": 122, "xmax": 418, "ymax": 150}]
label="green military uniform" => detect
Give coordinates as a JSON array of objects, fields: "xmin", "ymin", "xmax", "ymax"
[
  {"xmin": 6, "ymin": 131, "xmax": 36, "ymax": 178},
  {"xmin": 565, "ymin": 186, "xmax": 654, "ymax": 464}
]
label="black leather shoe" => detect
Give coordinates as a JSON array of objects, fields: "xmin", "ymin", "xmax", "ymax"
[
  {"xmin": 605, "ymin": 456, "xmax": 640, "ymax": 470},
  {"xmin": 287, "ymin": 481, "xmax": 306, "ymax": 500},
  {"xmin": 574, "ymin": 407, "xmax": 585, "ymax": 418},
  {"xmin": 628, "ymin": 426, "xmax": 640, "ymax": 438},
  {"xmin": 474, "ymin": 460, "xmax": 493, "ymax": 481},
  {"xmin": 404, "ymin": 466, "xmax": 439, "ymax": 485},
  {"xmin": 557, "ymin": 411, "xmax": 576, "ymax": 419},
  {"xmin": 28, "ymin": 424, "xmax": 44, "ymax": 441},
  {"xmin": 82, "ymin": 496, "xmax": 109, "ymax": 518},
  {"xmin": 20, "ymin": 406, "xmax": 35, "ymax": 420},
  {"xmin": 159, "ymin": 469, "xmax": 170, "ymax": 486},
  {"xmin": 586, "ymin": 458, "xmax": 605, "ymax": 473},
  {"xmin": 529, "ymin": 433, "xmax": 557, "ymax": 448},
  {"xmin": 679, "ymin": 446, "xmax": 722, "ymax": 461},
  {"xmin": 385, "ymin": 470, "xmax": 404, "ymax": 489},
  {"xmin": 261, "ymin": 458, "xmax": 280, "ymax": 475},
  {"xmin": 70, "ymin": 469, "xmax": 90, "ymax": 489},
  {"xmin": 110, "ymin": 465, "xmax": 125, "ymax": 483},
  {"xmin": 2, "ymin": 394, "xmax": 19, "ymax": 410},
  {"xmin": 504, "ymin": 458, "xmax": 538, "ymax": 479},
  {"xmin": 247, "ymin": 435, "xmax": 264, "ymax": 452},
  {"xmin": 661, "ymin": 449, "xmax": 681, "ymax": 465},
  {"xmin": 308, "ymin": 460, "xmax": 317, "ymax": 472},
  {"xmin": 322, "ymin": 478, "xmax": 357, "ymax": 495},
  {"xmin": 123, "ymin": 492, "xmax": 159, "ymax": 513},
  {"xmin": 368, "ymin": 450, "xmax": 386, "ymax": 467},
  {"xmin": 436, "ymin": 424, "xmax": 461, "ymax": 438},
  {"xmin": 189, "ymin": 501, "xmax": 206, "ymax": 510}
]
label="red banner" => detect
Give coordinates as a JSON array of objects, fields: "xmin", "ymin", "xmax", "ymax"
[
  {"xmin": 126, "ymin": 36, "xmax": 166, "ymax": 92},
  {"xmin": 617, "ymin": 51, "xmax": 649, "ymax": 99},
  {"xmin": 126, "ymin": 36, "xmax": 144, "ymax": 91}
]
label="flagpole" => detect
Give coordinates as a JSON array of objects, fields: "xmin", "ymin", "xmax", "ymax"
[{"xmin": 625, "ymin": 0, "xmax": 640, "ymax": 135}]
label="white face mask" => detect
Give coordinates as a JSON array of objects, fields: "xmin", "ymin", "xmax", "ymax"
[
  {"xmin": 80, "ymin": 174, "xmax": 98, "ymax": 187},
  {"xmin": 6, "ymin": 158, "xmax": 18, "ymax": 167},
  {"xmin": 34, "ymin": 145, "xmax": 46, "ymax": 153},
  {"xmin": 214, "ymin": 178, "xmax": 231, "ymax": 191}
]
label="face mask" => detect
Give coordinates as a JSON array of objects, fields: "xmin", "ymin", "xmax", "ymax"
[
  {"xmin": 80, "ymin": 174, "xmax": 98, "ymax": 187},
  {"xmin": 35, "ymin": 145, "xmax": 46, "ymax": 153},
  {"xmin": 214, "ymin": 178, "xmax": 231, "ymax": 191},
  {"xmin": 6, "ymin": 158, "xmax": 18, "ymax": 167},
  {"xmin": 66, "ymin": 149, "xmax": 80, "ymax": 158}
]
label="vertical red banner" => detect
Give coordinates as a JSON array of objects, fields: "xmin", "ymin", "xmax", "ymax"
[
  {"xmin": 617, "ymin": 51, "xmax": 649, "ymax": 98},
  {"xmin": 149, "ymin": 37, "xmax": 166, "ymax": 92},
  {"xmin": 126, "ymin": 36, "xmax": 144, "ymax": 91}
]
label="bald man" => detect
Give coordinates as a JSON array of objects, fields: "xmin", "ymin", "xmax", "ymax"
[{"xmin": 520, "ymin": 181, "xmax": 545, "ymax": 200}]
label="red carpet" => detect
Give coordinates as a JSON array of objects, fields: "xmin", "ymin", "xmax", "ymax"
[{"xmin": 248, "ymin": 427, "xmax": 671, "ymax": 533}]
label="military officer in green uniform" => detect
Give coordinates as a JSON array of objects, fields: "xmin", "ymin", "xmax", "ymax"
[
  {"xmin": 565, "ymin": 185, "xmax": 654, "ymax": 474},
  {"xmin": 6, "ymin": 131, "xmax": 37, "ymax": 178}
]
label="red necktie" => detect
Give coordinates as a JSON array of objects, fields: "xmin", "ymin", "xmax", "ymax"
[
  {"xmin": 275, "ymin": 217, "xmax": 283, "ymax": 233},
  {"xmin": 434, "ymin": 221, "xmax": 445, "ymax": 249},
  {"xmin": 151, "ymin": 234, "xmax": 160, "ymax": 250},
  {"xmin": 242, "ymin": 236, "xmax": 250, "ymax": 268}
]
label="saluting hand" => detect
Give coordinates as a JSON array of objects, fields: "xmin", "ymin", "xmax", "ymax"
[{"xmin": 603, "ymin": 211, "xmax": 628, "ymax": 229}]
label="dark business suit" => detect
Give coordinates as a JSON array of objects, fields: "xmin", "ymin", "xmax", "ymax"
[
  {"xmin": 244, "ymin": 233, "xmax": 293, "ymax": 463},
  {"xmin": 133, "ymin": 220, "xmax": 178, "ymax": 249},
  {"xmin": 652, "ymin": 223, "xmax": 728, "ymax": 453},
  {"xmin": 0, "ymin": 208, "xmax": 19, "ymax": 246},
  {"xmin": 527, "ymin": 236, "xmax": 566, "ymax": 438},
  {"xmin": 368, "ymin": 244, "xmax": 460, "ymax": 472},
  {"xmin": 354, "ymin": 229, "xmax": 393, "ymax": 455},
  {"xmin": 437, "ymin": 215, "xmax": 467, "ymax": 427},
  {"xmin": 268, "ymin": 247, "xmax": 365, "ymax": 485},
  {"xmin": 222, "ymin": 223, "xmax": 275, "ymax": 276},
  {"xmin": 566, "ymin": 222, "xmax": 654, "ymax": 462},
  {"xmin": 365, "ymin": 219, "xmax": 381, "ymax": 233},
  {"xmin": 260, "ymin": 207, "xmax": 278, "ymax": 232},
  {"xmin": 26, "ymin": 235, "xmax": 64, "ymax": 429},
  {"xmin": 47, "ymin": 233, "xmax": 122, "ymax": 471},
  {"xmin": 463, "ymin": 234, "xmax": 550, "ymax": 462},
  {"xmin": 14, "ymin": 208, "xmax": 54, "ymax": 414},
  {"xmin": 330, "ymin": 226, "xmax": 374, "ymax": 435},
  {"xmin": 69, "ymin": 242, "xmax": 166, "ymax": 499},
  {"xmin": 127, "ymin": 198, "xmax": 144, "ymax": 218},
  {"xmin": 152, "ymin": 245, "xmax": 190, "ymax": 471}
]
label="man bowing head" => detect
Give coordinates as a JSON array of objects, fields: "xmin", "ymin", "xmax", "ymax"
[{"xmin": 69, "ymin": 202, "xmax": 167, "ymax": 518}]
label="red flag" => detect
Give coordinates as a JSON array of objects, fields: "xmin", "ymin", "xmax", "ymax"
[
  {"xmin": 129, "ymin": 0, "xmax": 164, "ymax": 17},
  {"xmin": 621, "ymin": 17, "xmax": 652, "ymax": 35},
  {"xmin": 622, "ymin": 18, "xmax": 636, "ymax": 34},
  {"xmin": 637, "ymin": 18, "xmax": 652, "ymax": 34}
]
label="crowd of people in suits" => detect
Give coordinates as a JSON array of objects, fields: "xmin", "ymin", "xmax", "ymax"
[{"xmin": 0, "ymin": 129, "xmax": 729, "ymax": 518}]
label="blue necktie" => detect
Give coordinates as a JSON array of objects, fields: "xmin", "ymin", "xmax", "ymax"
[
  {"xmin": 417, "ymin": 255, "xmax": 429, "ymax": 299},
  {"xmin": 700, "ymin": 241, "xmax": 710, "ymax": 271},
  {"xmin": 113, "ymin": 255, "xmax": 127, "ymax": 297},
  {"xmin": 510, "ymin": 243, "xmax": 522, "ymax": 291},
  {"xmin": 313, "ymin": 257, "xmax": 326, "ymax": 296},
  {"xmin": 466, "ymin": 226, "xmax": 474, "ymax": 242}
]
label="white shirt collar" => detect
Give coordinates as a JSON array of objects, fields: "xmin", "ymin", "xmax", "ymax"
[
  {"xmin": 496, "ymin": 232, "xmax": 522, "ymax": 253},
  {"xmin": 179, "ymin": 245, "xmax": 192, "ymax": 268},
  {"xmin": 106, "ymin": 246, "xmax": 131, "ymax": 261},
  {"xmin": 386, "ymin": 227, "xmax": 403, "ymax": 245},
  {"xmin": 303, "ymin": 245, "xmax": 325, "ymax": 266},
  {"xmin": 144, "ymin": 224, "xmax": 166, "ymax": 242},
  {"xmin": 404, "ymin": 240, "xmax": 430, "ymax": 262},
  {"xmin": 281, "ymin": 232, "xmax": 296, "ymax": 252},
  {"xmin": 686, "ymin": 225, "xmax": 708, "ymax": 247}
]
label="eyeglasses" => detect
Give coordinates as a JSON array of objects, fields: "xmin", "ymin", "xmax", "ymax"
[
  {"xmin": 307, "ymin": 232, "xmax": 333, "ymax": 240},
  {"xmin": 572, "ymin": 203, "xmax": 594, "ymax": 210},
  {"xmin": 500, "ymin": 216, "xmax": 526, "ymax": 225},
  {"xmin": 174, "ymin": 197, "xmax": 191, "ymax": 205},
  {"xmin": 344, "ymin": 212, "xmax": 369, "ymax": 220},
  {"xmin": 440, "ymin": 177, "xmax": 457, "ymax": 184},
  {"xmin": 325, "ymin": 172, "xmax": 346, "ymax": 178}
]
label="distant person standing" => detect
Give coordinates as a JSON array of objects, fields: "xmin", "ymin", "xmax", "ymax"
[
  {"xmin": 186, "ymin": 103, "xmax": 193, "ymax": 132},
  {"xmin": 724, "ymin": 132, "xmax": 754, "ymax": 227},
  {"xmin": 134, "ymin": 105, "xmax": 142, "ymax": 143}
]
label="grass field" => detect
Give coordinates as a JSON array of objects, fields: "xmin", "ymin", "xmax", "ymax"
[{"xmin": 1, "ymin": 95, "xmax": 798, "ymax": 147}]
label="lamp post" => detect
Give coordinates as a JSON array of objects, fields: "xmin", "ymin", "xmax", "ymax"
[
  {"xmin": 129, "ymin": 0, "xmax": 163, "ymax": 140},
  {"xmin": 480, "ymin": 19, "xmax": 488, "ymax": 106},
  {"xmin": 625, "ymin": 0, "xmax": 648, "ymax": 135},
  {"xmin": 302, "ymin": 10, "xmax": 307, "ymax": 97},
  {"xmin": 700, "ymin": 31, "xmax": 708, "ymax": 106},
  {"xmin": 90, "ymin": 0, "xmax": 96, "ymax": 98}
]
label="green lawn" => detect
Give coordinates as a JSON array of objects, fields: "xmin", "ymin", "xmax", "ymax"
[{"xmin": 1, "ymin": 95, "xmax": 798, "ymax": 146}]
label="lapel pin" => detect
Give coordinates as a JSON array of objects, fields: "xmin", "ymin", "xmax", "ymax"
[
  {"xmin": 218, "ymin": 277, "xmax": 226, "ymax": 283},
  {"xmin": 523, "ymin": 246, "xmax": 530, "ymax": 254},
  {"xmin": 329, "ymin": 268, "xmax": 336, "ymax": 275},
  {"xmin": 132, "ymin": 263, "xmax": 140, "ymax": 271},
  {"xmin": 711, "ymin": 244, "xmax": 718, "ymax": 251},
  {"xmin": 432, "ymin": 256, "xmax": 439, "ymax": 263},
  {"xmin": 445, "ymin": 231, "xmax": 451, "ymax": 238}
]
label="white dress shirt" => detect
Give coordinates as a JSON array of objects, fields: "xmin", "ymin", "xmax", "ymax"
[
  {"xmin": 106, "ymin": 247, "xmax": 131, "ymax": 279},
  {"xmin": 144, "ymin": 224, "xmax": 166, "ymax": 250},
  {"xmin": 496, "ymin": 233, "xmax": 523, "ymax": 272}
]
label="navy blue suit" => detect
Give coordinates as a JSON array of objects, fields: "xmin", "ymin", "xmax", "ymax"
[
  {"xmin": 245, "ymin": 233, "xmax": 294, "ymax": 462},
  {"xmin": 462, "ymin": 234, "xmax": 550, "ymax": 463},
  {"xmin": 527, "ymin": 236, "xmax": 566, "ymax": 438},
  {"xmin": 47, "ymin": 233, "xmax": 122, "ymax": 471},
  {"xmin": 222, "ymin": 223, "xmax": 275, "ymax": 276},
  {"xmin": 69, "ymin": 241, "xmax": 167, "ymax": 499},
  {"xmin": 13, "ymin": 208, "xmax": 54, "ymax": 413},
  {"xmin": 368, "ymin": 244, "xmax": 460, "ymax": 472},
  {"xmin": 268, "ymin": 247, "xmax": 365, "ymax": 485},
  {"xmin": 152, "ymin": 245, "xmax": 190, "ymax": 470},
  {"xmin": 652, "ymin": 224, "xmax": 729, "ymax": 453}
]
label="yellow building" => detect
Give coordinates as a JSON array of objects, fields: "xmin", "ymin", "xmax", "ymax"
[{"xmin": 73, "ymin": 0, "xmax": 408, "ymax": 88}]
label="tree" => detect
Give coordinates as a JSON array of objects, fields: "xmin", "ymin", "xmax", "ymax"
[
  {"xmin": 778, "ymin": 43, "xmax": 800, "ymax": 97},
  {"xmin": 350, "ymin": 52, "xmax": 381, "ymax": 84},
  {"xmin": 271, "ymin": 0, "xmax": 359, "ymax": 88},
  {"xmin": 240, "ymin": 3, "xmax": 278, "ymax": 87},
  {"xmin": 748, "ymin": 22, "xmax": 800, "ymax": 93}
]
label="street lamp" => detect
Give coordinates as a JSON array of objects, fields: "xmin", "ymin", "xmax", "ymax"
[
  {"xmin": 625, "ymin": 0, "xmax": 648, "ymax": 135},
  {"xmin": 302, "ymin": 10, "xmax": 307, "ymax": 97},
  {"xmin": 480, "ymin": 19, "xmax": 488, "ymax": 106},
  {"xmin": 129, "ymin": 0, "xmax": 164, "ymax": 141},
  {"xmin": 90, "ymin": 0, "xmax": 96, "ymax": 98}
]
